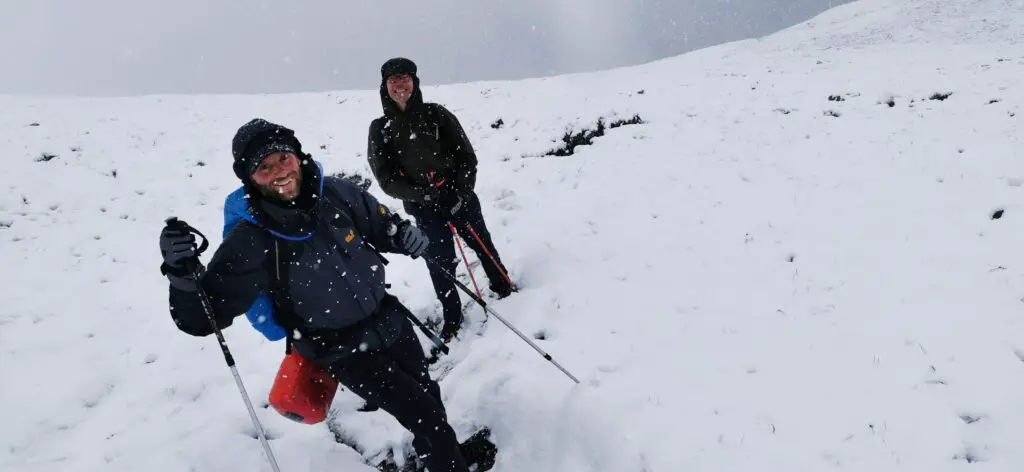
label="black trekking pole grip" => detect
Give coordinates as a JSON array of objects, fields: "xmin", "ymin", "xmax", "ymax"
[
  {"xmin": 164, "ymin": 217, "xmax": 229, "ymax": 362},
  {"xmin": 422, "ymin": 255, "xmax": 581, "ymax": 384},
  {"xmin": 165, "ymin": 216, "xmax": 210, "ymax": 258}
]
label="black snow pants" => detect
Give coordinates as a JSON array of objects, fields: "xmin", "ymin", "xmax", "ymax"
[
  {"xmin": 325, "ymin": 296, "xmax": 468, "ymax": 472},
  {"xmin": 404, "ymin": 190, "xmax": 513, "ymax": 337}
]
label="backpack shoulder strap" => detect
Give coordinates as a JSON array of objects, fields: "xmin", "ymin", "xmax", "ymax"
[{"xmin": 265, "ymin": 235, "xmax": 300, "ymax": 353}]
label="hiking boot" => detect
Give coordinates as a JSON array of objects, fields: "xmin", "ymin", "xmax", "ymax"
[
  {"xmin": 440, "ymin": 319, "xmax": 462, "ymax": 344},
  {"xmin": 459, "ymin": 428, "xmax": 498, "ymax": 471},
  {"xmin": 491, "ymin": 282, "xmax": 518, "ymax": 300}
]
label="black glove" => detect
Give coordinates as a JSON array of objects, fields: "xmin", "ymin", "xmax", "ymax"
[
  {"xmin": 391, "ymin": 219, "xmax": 429, "ymax": 258},
  {"xmin": 159, "ymin": 223, "xmax": 202, "ymax": 290}
]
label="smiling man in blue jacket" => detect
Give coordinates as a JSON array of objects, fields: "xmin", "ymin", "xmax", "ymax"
[{"xmin": 158, "ymin": 118, "xmax": 472, "ymax": 472}]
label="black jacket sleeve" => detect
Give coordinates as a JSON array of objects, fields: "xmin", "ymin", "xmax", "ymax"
[
  {"xmin": 323, "ymin": 177, "xmax": 402, "ymax": 254},
  {"xmin": 367, "ymin": 118, "xmax": 429, "ymax": 202},
  {"xmin": 436, "ymin": 105, "xmax": 478, "ymax": 192},
  {"xmin": 167, "ymin": 227, "xmax": 270, "ymax": 337}
]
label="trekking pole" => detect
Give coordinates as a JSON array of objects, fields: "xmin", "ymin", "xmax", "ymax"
[
  {"xmin": 405, "ymin": 311, "xmax": 449, "ymax": 355},
  {"xmin": 423, "ymin": 254, "xmax": 580, "ymax": 384},
  {"xmin": 164, "ymin": 217, "xmax": 283, "ymax": 472},
  {"xmin": 463, "ymin": 223, "xmax": 514, "ymax": 288},
  {"xmin": 387, "ymin": 213, "xmax": 578, "ymax": 383},
  {"xmin": 449, "ymin": 223, "xmax": 483, "ymax": 299}
]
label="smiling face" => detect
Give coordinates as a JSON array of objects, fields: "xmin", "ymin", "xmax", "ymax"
[
  {"xmin": 250, "ymin": 151, "xmax": 302, "ymax": 201},
  {"xmin": 386, "ymin": 73, "xmax": 414, "ymax": 110}
]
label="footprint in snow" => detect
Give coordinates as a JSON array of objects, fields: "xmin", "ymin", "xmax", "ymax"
[
  {"xmin": 953, "ymin": 448, "xmax": 984, "ymax": 464},
  {"xmin": 494, "ymin": 188, "xmax": 519, "ymax": 211},
  {"xmin": 959, "ymin": 414, "xmax": 983, "ymax": 424},
  {"xmin": 82, "ymin": 383, "xmax": 115, "ymax": 409}
]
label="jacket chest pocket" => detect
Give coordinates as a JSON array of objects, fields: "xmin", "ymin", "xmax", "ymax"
[
  {"xmin": 415, "ymin": 120, "xmax": 440, "ymax": 141},
  {"xmin": 322, "ymin": 224, "xmax": 385, "ymax": 281},
  {"xmin": 323, "ymin": 224, "xmax": 359, "ymax": 256},
  {"xmin": 410, "ymin": 122, "xmax": 444, "ymax": 153}
]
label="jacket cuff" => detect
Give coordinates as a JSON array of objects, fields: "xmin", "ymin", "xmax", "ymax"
[
  {"xmin": 164, "ymin": 263, "xmax": 205, "ymax": 292},
  {"xmin": 167, "ymin": 273, "xmax": 199, "ymax": 292},
  {"xmin": 160, "ymin": 262, "xmax": 189, "ymax": 277}
]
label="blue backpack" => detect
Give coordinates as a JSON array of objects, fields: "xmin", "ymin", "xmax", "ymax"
[{"xmin": 223, "ymin": 186, "xmax": 288, "ymax": 341}]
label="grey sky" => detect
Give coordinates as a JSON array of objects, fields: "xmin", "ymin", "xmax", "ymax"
[{"xmin": 0, "ymin": 0, "xmax": 846, "ymax": 97}]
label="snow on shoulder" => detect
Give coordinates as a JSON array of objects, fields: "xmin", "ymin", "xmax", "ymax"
[{"xmin": 1, "ymin": 0, "xmax": 1023, "ymax": 471}]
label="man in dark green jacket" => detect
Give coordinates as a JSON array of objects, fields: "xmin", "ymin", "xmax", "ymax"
[{"xmin": 367, "ymin": 57, "xmax": 515, "ymax": 343}]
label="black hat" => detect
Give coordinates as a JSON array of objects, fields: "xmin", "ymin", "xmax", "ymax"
[
  {"xmin": 231, "ymin": 118, "xmax": 303, "ymax": 181},
  {"xmin": 381, "ymin": 57, "xmax": 417, "ymax": 79}
]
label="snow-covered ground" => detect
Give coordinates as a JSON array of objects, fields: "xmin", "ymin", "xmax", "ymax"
[{"xmin": 2, "ymin": 0, "xmax": 1023, "ymax": 470}]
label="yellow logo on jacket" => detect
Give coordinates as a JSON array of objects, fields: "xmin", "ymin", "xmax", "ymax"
[{"xmin": 345, "ymin": 229, "xmax": 355, "ymax": 243}]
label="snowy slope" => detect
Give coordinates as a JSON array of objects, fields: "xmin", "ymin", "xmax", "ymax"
[{"xmin": 2, "ymin": 0, "xmax": 1024, "ymax": 471}]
